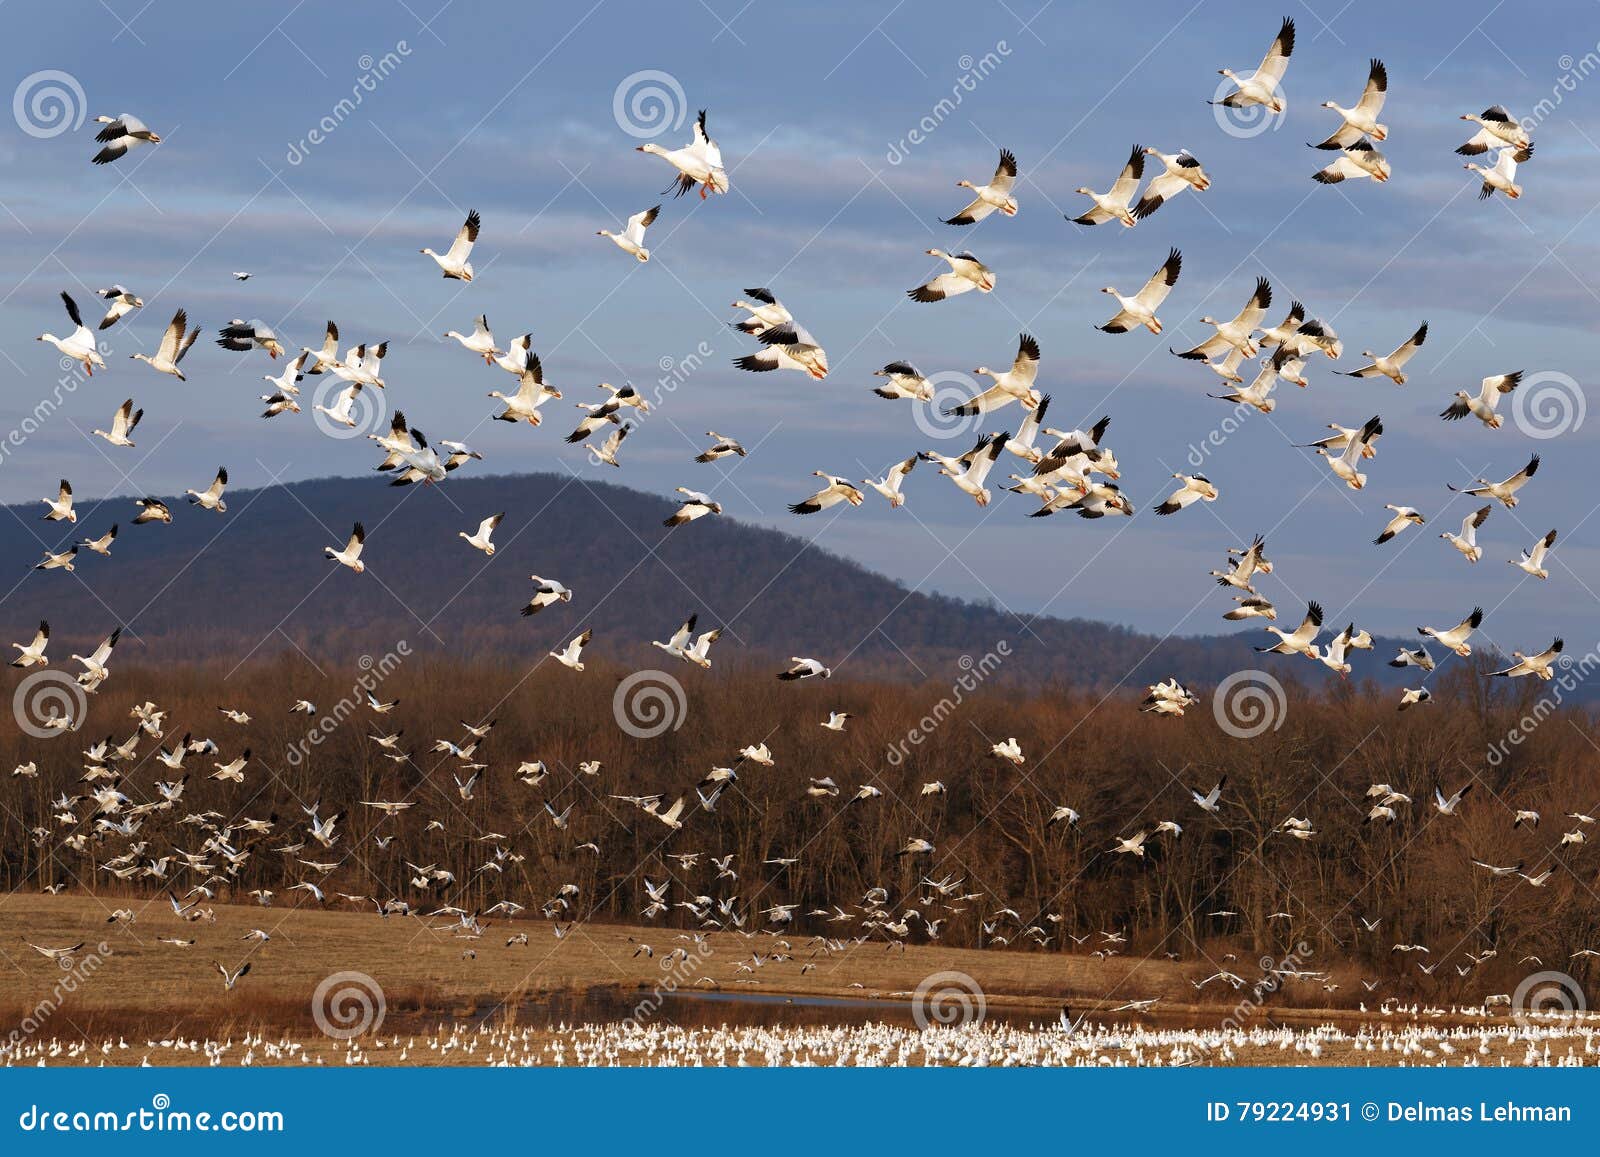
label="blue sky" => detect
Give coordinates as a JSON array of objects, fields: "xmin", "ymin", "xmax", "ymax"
[{"xmin": 2, "ymin": 0, "xmax": 1598, "ymax": 653}]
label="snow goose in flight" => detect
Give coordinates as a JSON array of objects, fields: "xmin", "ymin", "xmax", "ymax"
[
  {"xmin": 1398, "ymin": 687, "xmax": 1431, "ymax": 711},
  {"xmin": 520, "ymin": 575, "xmax": 571, "ymax": 616},
  {"xmin": 680, "ymin": 624, "xmax": 722, "ymax": 670},
  {"xmin": 566, "ymin": 400, "xmax": 622, "ymax": 445},
  {"xmin": 924, "ymin": 432, "xmax": 1008, "ymax": 506},
  {"xmin": 652, "ymin": 614, "xmax": 699, "ymax": 661},
  {"xmin": 1112, "ymin": 831, "xmax": 1150, "ymax": 857},
  {"xmin": 1418, "ymin": 607, "xmax": 1483, "ymax": 656},
  {"xmin": 314, "ymin": 381, "xmax": 365, "ymax": 428},
  {"xmin": 1002, "ymin": 395, "xmax": 1054, "ymax": 464},
  {"xmin": 1439, "ymin": 505, "xmax": 1490, "ymax": 563},
  {"xmin": 261, "ymin": 392, "xmax": 300, "ymax": 417},
  {"xmin": 947, "ymin": 332, "xmax": 1042, "ymax": 415},
  {"xmin": 991, "ymin": 737, "xmax": 1024, "ymax": 764},
  {"xmin": 264, "ymin": 350, "xmax": 309, "ymax": 397},
  {"xmin": 331, "ymin": 341, "xmax": 387, "ymax": 389},
  {"xmin": 95, "ymin": 285, "xmax": 142, "ymax": 329},
  {"xmin": 1433, "ymin": 784, "xmax": 1472, "ymax": 815},
  {"xmin": 871, "ymin": 362, "xmax": 934, "ymax": 401},
  {"xmin": 736, "ymin": 322, "xmax": 829, "ymax": 379},
  {"xmin": 216, "ymin": 319, "xmax": 285, "ymax": 359},
  {"xmin": 387, "ymin": 428, "xmax": 446, "ymax": 486},
  {"xmin": 1441, "ymin": 371, "xmax": 1521, "ymax": 428},
  {"xmin": 91, "ymin": 114, "xmax": 161, "ymax": 164},
  {"xmin": 636, "ymin": 109, "xmax": 728, "ymax": 198},
  {"xmin": 1458, "ymin": 106, "xmax": 1530, "ymax": 154},
  {"xmin": 445, "ymin": 314, "xmax": 500, "ymax": 364},
  {"xmin": 420, "ymin": 208, "xmax": 480, "ymax": 281},
  {"xmin": 1489, "ymin": 637, "xmax": 1563, "ymax": 680},
  {"xmin": 186, "ymin": 467, "xmax": 228, "ymax": 512},
  {"xmin": 133, "ymin": 497, "xmax": 170, "ymax": 524},
  {"xmin": 1311, "ymin": 59, "xmax": 1388, "ymax": 147},
  {"xmin": 92, "ymin": 399, "xmax": 143, "ymax": 448},
  {"xmin": 1070, "ymin": 143, "xmax": 1145, "ymax": 227},
  {"xmin": 1154, "ymin": 473, "xmax": 1217, "ymax": 515},
  {"xmin": 460, "ymin": 513, "xmax": 503, "ymax": 555},
  {"xmin": 41, "ymin": 479, "xmax": 75, "ymax": 523},
  {"xmin": 664, "ymin": 487, "xmax": 722, "ymax": 527},
  {"xmin": 1511, "ymin": 528, "xmax": 1558, "ymax": 579},
  {"xmin": 72, "ymin": 628, "xmax": 121, "ymax": 686},
  {"xmin": 821, "ymin": 711, "xmax": 851, "ymax": 731},
  {"xmin": 1338, "ymin": 322, "xmax": 1426, "ymax": 385},
  {"xmin": 1314, "ymin": 415, "xmax": 1382, "ymax": 489},
  {"xmin": 1097, "ymin": 247, "xmax": 1180, "ymax": 334},
  {"xmin": 301, "ymin": 322, "xmax": 341, "ymax": 375},
  {"xmin": 1318, "ymin": 624, "xmax": 1356, "ymax": 677},
  {"xmin": 1374, "ymin": 504, "xmax": 1424, "ymax": 544},
  {"xmin": 34, "ymin": 546, "xmax": 75, "ymax": 572},
  {"xmin": 492, "ymin": 331, "xmax": 533, "ymax": 375},
  {"xmin": 945, "ymin": 148, "xmax": 1018, "ymax": 223},
  {"xmin": 864, "ymin": 456, "xmax": 917, "ymax": 508},
  {"xmin": 729, "ymin": 288, "xmax": 791, "ymax": 336},
  {"xmin": 788, "ymin": 472, "xmax": 864, "ymax": 514},
  {"xmin": 550, "ymin": 629, "xmax": 592, "ymax": 671},
  {"xmin": 908, "ymin": 249, "xmax": 995, "ymax": 301},
  {"xmin": 1191, "ymin": 778, "xmax": 1227, "ymax": 814},
  {"xmin": 1133, "ymin": 149, "xmax": 1210, "ymax": 219},
  {"xmin": 598, "ymin": 204, "xmax": 660, "ymax": 261},
  {"xmin": 778, "ymin": 657, "xmax": 830, "ymax": 681},
  {"xmin": 1465, "ymin": 145, "xmax": 1532, "ymax": 199},
  {"xmin": 1448, "ymin": 453, "xmax": 1538, "ymax": 507},
  {"xmin": 1312, "ymin": 139, "xmax": 1390, "ymax": 184},
  {"xmin": 37, "ymin": 293, "xmax": 104, "ymax": 375},
  {"xmin": 325, "ymin": 523, "xmax": 365, "ymax": 573},
  {"xmin": 131, "ymin": 308, "xmax": 201, "ymax": 380},
  {"xmin": 695, "ymin": 431, "xmax": 746, "ymax": 461},
  {"xmin": 1257, "ymin": 601, "xmax": 1322, "ymax": 657},
  {"xmin": 1171, "ymin": 277, "xmax": 1272, "ymax": 361},
  {"xmin": 489, "ymin": 357, "xmax": 559, "ymax": 426},
  {"xmin": 1389, "ymin": 644, "xmax": 1435, "ymax": 672},
  {"xmin": 1298, "ymin": 421, "xmax": 1379, "ymax": 460},
  {"xmin": 213, "ymin": 961, "xmax": 250, "ymax": 991},
  {"xmin": 11, "ymin": 622, "xmax": 49, "ymax": 668},
  {"xmin": 586, "ymin": 423, "xmax": 632, "ymax": 468},
  {"xmin": 1224, "ymin": 595, "xmax": 1276, "ymax": 621},
  {"xmin": 1208, "ymin": 357, "xmax": 1278, "ymax": 412},
  {"xmin": 1212, "ymin": 17, "xmax": 1294, "ymax": 114}
]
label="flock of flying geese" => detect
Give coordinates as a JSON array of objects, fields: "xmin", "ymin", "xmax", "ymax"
[{"xmin": 15, "ymin": 19, "xmax": 1582, "ymax": 1004}]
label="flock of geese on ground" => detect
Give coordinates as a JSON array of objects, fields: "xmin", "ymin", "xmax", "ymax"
[{"xmin": 13, "ymin": 18, "xmax": 1581, "ymax": 1013}]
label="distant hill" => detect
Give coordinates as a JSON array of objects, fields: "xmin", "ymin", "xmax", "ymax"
[{"xmin": 0, "ymin": 471, "xmax": 1469, "ymax": 692}]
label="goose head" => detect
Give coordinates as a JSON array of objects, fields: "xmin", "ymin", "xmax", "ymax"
[
  {"xmin": 636, "ymin": 143, "xmax": 666, "ymax": 157},
  {"xmin": 1073, "ymin": 186, "xmax": 1092, "ymax": 196}
]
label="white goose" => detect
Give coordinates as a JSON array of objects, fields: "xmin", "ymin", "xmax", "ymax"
[
  {"xmin": 663, "ymin": 487, "xmax": 722, "ymax": 527},
  {"xmin": 778, "ymin": 657, "xmax": 830, "ymax": 681},
  {"xmin": 264, "ymin": 350, "xmax": 309, "ymax": 396},
  {"xmin": 1418, "ymin": 607, "xmax": 1483, "ymax": 656},
  {"xmin": 1311, "ymin": 59, "xmax": 1388, "ymax": 147},
  {"xmin": 945, "ymin": 148, "xmax": 1018, "ymax": 223},
  {"xmin": 729, "ymin": 288, "xmax": 791, "ymax": 336},
  {"xmin": 186, "ymin": 468, "xmax": 228, "ymax": 512},
  {"xmin": 636, "ymin": 110, "xmax": 727, "ymax": 198},
  {"xmin": 95, "ymin": 285, "xmax": 142, "ymax": 329},
  {"xmin": 735, "ymin": 322, "xmax": 829, "ymax": 380},
  {"xmin": 1466, "ymin": 146, "xmax": 1532, "ymax": 199},
  {"xmin": 1314, "ymin": 415, "xmax": 1382, "ymax": 489},
  {"xmin": 41, "ymin": 480, "xmax": 75, "ymax": 523},
  {"xmin": 1171, "ymin": 277, "xmax": 1272, "ymax": 361},
  {"xmin": 11, "ymin": 622, "xmax": 49, "ymax": 668},
  {"xmin": 598, "ymin": 204, "xmax": 660, "ymax": 261},
  {"xmin": 1458, "ymin": 106, "xmax": 1530, "ymax": 154},
  {"xmin": 216, "ymin": 320, "xmax": 285, "ymax": 359},
  {"xmin": 1338, "ymin": 322, "xmax": 1427, "ymax": 386},
  {"xmin": 520, "ymin": 575, "xmax": 572, "ymax": 616},
  {"xmin": 420, "ymin": 208, "xmax": 479, "ymax": 281},
  {"xmin": 37, "ymin": 292, "xmax": 104, "ymax": 375},
  {"xmin": 493, "ymin": 332, "xmax": 533, "ymax": 375},
  {"xmin": 1490, "ymin": 638, "xmax": 1563, "ymax": 680},
  {"xmin": 459, "ymin": 513, "xmax": 503, "ymax": 556},
  {"xmin": 92, "ymin": 398, "xmax": 143, "ymax": 447},
  {"xmin": 1153, "ymin": 473, "xmax": 1217, "ymax": 515},
  {"xmin": 445, "ymin": 314, "xmax": 500, "ymax": 364},
  {"xmin": 1448, "ymin": 453, "xmax": 1539, "ymax": 507},
  {"xmin": 695, "ymin": 431, "xmax": 746, "ymax": 461},
  {"xmin": 550, "ymin": 629, "xmax": 592, "ymax": 671},
  {"xmin": 586, "ymin": 423, "xmax": 631, "ymax": 468},
  {"xmin": 863, "ymin": 456, "xmax": 917, "ymax": 508},
  {"xmin": 331, "ymin": 342, "xmax": 387, "ymax": 389},
  {"xmin": 131, "ymin": 309, "xmax": 200, "ymax": 380},
  {"xmin": 788, "ymin": 472, "xmax": 864, "ymax": 514},
  {"xmin": 35, "ymin": 547, "xmax": 76, "ymax": 572},
  {"xmin": 871, "ymin": 362, "xmax": 933, "ymax": 401},
  {"xmin": 314, "ymin": 382, "xmax": 364, "ymax": 428},
  {"xmin": 325, "ymin": 523, "xmax": 366, "ymax": 573},
  {"xmin": 1374, "ymin": 504, "xmax": 1424, "ymax": 545},
  {"xmin": 72, "ymin": 628, "xmax": 121, "ymax": 685},
  {"xmin": 489, "ymin": 357, "xmax": 560, "ymax": 426},
  {"xmin": 1208, "ymin": 357, "xmax": 1278, "ymax": 413},
  {"xmin": 1257, "ymin": 601, "xmax": 1322, "ymax": 657},
  {"xmin": 1133, "ymin": 149, "xmax": 1210, "ymax": 219},
  {"xmin": 908, "ymin": 249, "xmax": 995, "ymax": 301},
  {"xmin": 1097, "ymin": 247, "xmax": 1180, "ymax": 334},
  {"xmin": 1439, "ymin": 505, "xmax": 1490, "ymax": 563},
  {"xmin": 1212, "ymin": 16, "xmax": 1294, "ymax": 114},
  {"xmin": 1312, "ymin": 140, "xmax": 1390, "ymax": 185},
  {"xmin": 91, "ymin": 114, "xmax": 161, "ymax": 164},
  {"xmin": 947, "ymin": 332, "xmax": 1041, "ymax": 415},
  {"xmin": 1070, "ymin": 143, "xmax": 1145, "ymax": 227},
  {"xmin": 923, "ymin": 432, "xmax": 1008, "ymax": 507},
  {"xmin": 1510, "ymin": 529, "xmax": 1558, "ymax": 579}
]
